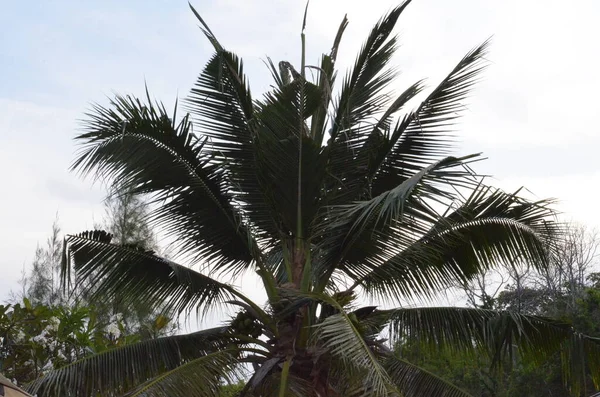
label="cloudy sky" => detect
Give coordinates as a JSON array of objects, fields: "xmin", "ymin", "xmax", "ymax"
[{"xmin": 1, "ymin": 0, "xmax": 599, "ymax": 306}]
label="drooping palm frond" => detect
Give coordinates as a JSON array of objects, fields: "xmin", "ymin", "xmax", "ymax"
[
  {"xmin": 561, "ymin": 333, "xmax": 600, "ymax": 396},
  {"xmin": 125, "ymin": 350, "xmax": 241, "ymax": 397},
  {"xmin": 74, "ymin": 95, "xmax": 257, "ymax": 274},
  {"xmin": 62, "ymin": 231, "xmax": 237, "ymax": 316},
  {"xmin": 27, "ymin": 327, "xmax": 230, "ymax": 397},
  {"xmin": 385, "ymin": 306, "xmax": 600, "ymax": 391},
  {"xmin": 353, "ymin": 186, "xmax": 559, "ymax": 302},
  {"xmin": 384, "ymin": 355, "xmax": 471, "ymax": 397}
]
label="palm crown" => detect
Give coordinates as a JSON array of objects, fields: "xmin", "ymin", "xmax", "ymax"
[{"xmin": 29, "ymin": 1, "xmax": 600, "ymax": 396}]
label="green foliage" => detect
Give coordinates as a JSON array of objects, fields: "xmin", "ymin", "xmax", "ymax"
[
  {"xmin": 220, "ymin": 381, "xmax": 245, "ymax": 397},
  {"xmin": 0, "ymin": 299, "xmax": 134, "ymax": 385},
  {"xmin": 0, "ymin": 298, "xmax": 178, "ymax": 388}
]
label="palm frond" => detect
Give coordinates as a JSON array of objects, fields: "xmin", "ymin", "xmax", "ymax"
[
  {"xmin": 311, "ymin": 295, "xmax": 397, "ymax": 397},
  {"xmin": 315, "ymin": 155, "xmax": 478, "ymax": 289},
  {"xmin": 371, "ymin": 39, "xmax": 490, "ymax": 197},
  {"xmin": 62, "ymin": 231, "xmax": 237, "ymax": 316},
  {"xmin": 334, "ymin": 156, "xmax": 476, "ymax": 242},
  {"xmin": 323, "ymin": 1, "xmax": 413, "ymax": 209},
  {"xmin": 265, "ymin": 56, "xmax": 285, "ymax": 89},
  {"xmin": 329, "ymin": 0, "xmax": 411, "ymax": 143},
  {"xmin": 355, "ymin": 186, "xmax": 559, "ymax": 302},
  {"xmin": 126, "ymin": 350, "xmax": 241, "ymax": 397},
  {"xmin": 561, "ymin": 333, "xmax": 600, "ymax": 396},
  {"xmin": 369, "ymin": 80, "xmax": 426, "ymax": 143},
  {"xmin": 74, "ymin": 95, "xmax": 256, "ymax": 274},
  {"xmin": 184, "ymin": 10, "xmax": 279, "ymax": 247},
  {"xmin": 324, "ymin": 80, "xmax": 427, "ymax": 209},
  {"xmin": 27, "ymin": 327, "xmax": 230, "ymax": 397},
  {"xmin": 310, "ymin": 14, "xmax": 348, "ymax": 145},
  {"xmin": 252, "ymin": 80, "xmax": 326, "ymax": 237},
  {"xmin": 315, "ymin": 40, "xmax": 491, "ymax": 293},
  {"xmin": 384, "ymin": 355, "xmax": 471, "ymax": 397}
]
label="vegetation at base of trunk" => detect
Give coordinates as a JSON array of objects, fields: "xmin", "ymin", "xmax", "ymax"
[{"xmin": 25, "ymin": 2, "xmax": 600, "ymax": 396}]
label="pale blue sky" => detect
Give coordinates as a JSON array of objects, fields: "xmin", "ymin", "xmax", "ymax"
[{"xmin": 1, "ymin": 0, "xmax": 599, "ymax": 305}]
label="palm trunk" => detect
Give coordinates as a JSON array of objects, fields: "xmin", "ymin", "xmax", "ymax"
[{"xmin": 291, "ymin": 241, "xmax": 306, "ymax": 288}]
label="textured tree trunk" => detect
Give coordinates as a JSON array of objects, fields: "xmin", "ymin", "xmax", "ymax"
[
  {"xmin": 313, "ymin": 373, "xmax": 339, "ymax": 397},
  {"xmin": 291, "ymin": 241, "xmax": 306, "ymax": 288}
]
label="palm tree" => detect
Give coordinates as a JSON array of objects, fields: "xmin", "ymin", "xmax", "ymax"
[{"xmin": 28, "ymin": 2, "xmax": 600, "ymax": 396}]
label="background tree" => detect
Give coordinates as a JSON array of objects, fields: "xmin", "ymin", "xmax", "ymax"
[
  {"xmin": 461, "ymin": 268, "xmax": 508, "ymax": 310},
  {"xmin": 90, "ymin": 184, "xmax": 177, "ymax": 338},
  {"xmin": 101, "ymin": 184, "xmax": 157, "ymax": 249},
  {"xmin": 11, "ymin": 217, "xmax": 65, "ymax": 307},
  {"xmin": 535, "ymin": 224, "xmax": 599, "ymax": 317},
  {"xmin": 26, "ymin": 2, "xmax": 600, "ymax": 396}
]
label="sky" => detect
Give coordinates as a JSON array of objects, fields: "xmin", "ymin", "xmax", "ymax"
[{"xmin": 1, "ymin": 0, "xmax": 599, "ymax": 310}]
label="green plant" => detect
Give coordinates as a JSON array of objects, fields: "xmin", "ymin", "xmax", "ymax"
[{"xmin": 0, "ymin": 299, "xmax": 131, "ymax": 385}]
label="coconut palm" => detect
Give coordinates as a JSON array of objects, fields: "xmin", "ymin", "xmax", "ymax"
[{"xmin": 28, "ymin": 1, "xmax": 600, "ymax": 396}]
